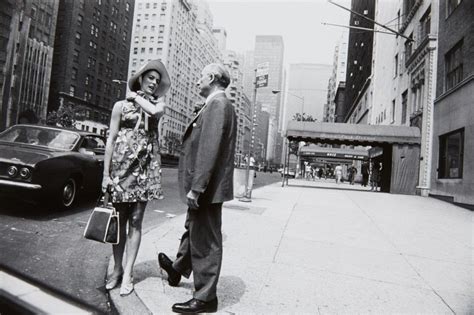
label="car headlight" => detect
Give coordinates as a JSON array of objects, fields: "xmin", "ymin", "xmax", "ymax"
[
  {"xmin": 20, "ymin": 167, "xmax": 31, "ymax": 179},
  {"xmin": 7, "ymin": 166, "xmax": 18, "ymax": 177}
]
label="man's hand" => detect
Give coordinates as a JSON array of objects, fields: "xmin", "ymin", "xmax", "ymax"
[{"xmin": 186, "ymin": 190, "xmax": 200, "ymax": 210}]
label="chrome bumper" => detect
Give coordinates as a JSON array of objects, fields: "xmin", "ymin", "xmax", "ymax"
[{"xmin": 0, "ymin": 179, "xmax": 42, "ymax": 190}]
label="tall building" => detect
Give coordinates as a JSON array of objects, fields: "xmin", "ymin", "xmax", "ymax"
[
  {"xmin": 281, "ymin": 64, "xmax": 332, "ymax": 133},
  {"xmin": 342, "ymin": 0, "xmax": 375, "ymax": 124},
  {"xmin": 342, "ymin": 0, "xmax": 439, "ymax": 197},
  {"xmin": 242, "ymin": 50, "xmax": 255, "ymax": 98},
  {"xmin": 1, "ymin": 0, "xmax": 59, "ymax": 130},
  {"xmin": 48, "ymin": 0, "xmax": 134, "ymax": 136},
  {"xmin": 212, "ymin": 27, "xmax": 227, "ymax": 51},
  {"xmin": 222, "ymin": 50, "xmax": 251, "ymax": 158},
  {"xmin": 430, "ymin": 0, "xmax": 473, "ymax": 207},
  {"xmin": 129, "ymin": 0, "xmax": 220, "ymax": 154},
  {"xmin": 253, "ymin": 35, "xmax": 284, "ymax": 163},
  {"xmin": 324, "ymin": 32, "xmax": 348, "ymax": 123}
]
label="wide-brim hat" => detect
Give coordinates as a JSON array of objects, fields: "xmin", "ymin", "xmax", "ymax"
[{"xmin": 128, "ymin": 59, "xmax": 171, "ymax": 98}]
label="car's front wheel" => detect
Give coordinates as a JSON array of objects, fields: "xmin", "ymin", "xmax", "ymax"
[{"xmin": 58, "ymin": 178, "xmax": 77, "ymax": 209}]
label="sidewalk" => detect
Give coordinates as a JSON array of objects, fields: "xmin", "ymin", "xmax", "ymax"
[{"xmin": 110, "ymin": 180, "xmax": 473, "ymax": 314}]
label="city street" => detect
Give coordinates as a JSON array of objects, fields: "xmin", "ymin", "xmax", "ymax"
[
  {"xmin": 0, "ymin": 168, "xmax": 284, "ymax": 313},
  {"xmin": 110, "ymin": 179, "xmax": 472, "ymax": 314}
]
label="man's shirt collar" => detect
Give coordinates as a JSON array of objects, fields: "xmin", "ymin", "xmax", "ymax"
[{"xmin": 205, "ymin": 90, "xmax": 225, "ymax": 105}]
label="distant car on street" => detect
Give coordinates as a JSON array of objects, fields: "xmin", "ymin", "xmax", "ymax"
[
  {"xmin": 0, "ymin": 124, "xmax": 105, "ymax": 209},
  {"xmin": 279, "ymin": 167, "xmax": 295, "ymax": 178}
]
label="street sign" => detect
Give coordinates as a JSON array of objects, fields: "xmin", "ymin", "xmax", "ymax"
[{"xmin": 256, "ymin": 62, "xmax": 269, "ymax": 88}]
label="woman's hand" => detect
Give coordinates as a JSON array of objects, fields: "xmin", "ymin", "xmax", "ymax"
[
  {"xmin": 101, "ymin": 176, "xmax": 113, "ymax": 193},
  {"xmin": 126, "ymin": 92, "xmax": 138, "ymax": 102}
]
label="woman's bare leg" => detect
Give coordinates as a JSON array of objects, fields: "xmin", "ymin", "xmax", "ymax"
[{"xmin": 122, "ymin": 201, "xmax": 147, "ymax": 284}]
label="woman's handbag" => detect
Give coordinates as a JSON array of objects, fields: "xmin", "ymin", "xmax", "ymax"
[{"xmin": 83, "ymin": 193, "xmax": 119, "ymax": 244}]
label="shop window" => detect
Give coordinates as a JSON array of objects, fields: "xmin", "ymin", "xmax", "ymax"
[{"xmin": 438, "ymin": 128, "xmax": 464, "ymax": 179}]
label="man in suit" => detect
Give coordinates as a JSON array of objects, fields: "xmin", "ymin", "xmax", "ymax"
[{"xmin": 158, "ymin": 63, "xmax": 236, "ymax": 313}]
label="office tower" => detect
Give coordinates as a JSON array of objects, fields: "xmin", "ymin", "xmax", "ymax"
[
  {"xmin": 282, "ymin": 63, "xmax": 332, "ymax": 131},
  {"xmin": 253, "ymin": 35, "xmax": 284, "ymax": 163},
  {"xmin": 1, "ymin": 0, "xmax": 59, "ymax": 130},
  {"xmin": 222, "ymin": 50, "xmax": 251, "ymax": 158},
  {"xmin": 324, "ymin": 32, "xmax": 348, "ymax": 123},
  {"xmin": 129, "ymin": 0, "xmax": 220, "ymax": 154}
]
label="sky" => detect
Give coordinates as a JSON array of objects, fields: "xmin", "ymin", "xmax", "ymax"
[{"xmin": 208, "ymin": 0, "xmax": 351, "ymax": 66}]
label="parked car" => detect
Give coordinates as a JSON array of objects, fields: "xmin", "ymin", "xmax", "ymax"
[
  {"xmin": 0, "ymin": 124, "xmax": 105, "ymax": 209},
  {"xmin": 279, "ymin": 167, "xmax": 296, "ymax": 178}
]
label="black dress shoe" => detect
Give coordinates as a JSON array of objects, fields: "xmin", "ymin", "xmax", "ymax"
[
  {"xmin": 158, "ymin": 253, "xmax": 181, "ymax": 286},
  {"xmin": 172, "ymin": 298, "xmax": 218, "ymax": 314}
]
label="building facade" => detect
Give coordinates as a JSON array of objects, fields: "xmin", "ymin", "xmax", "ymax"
[
  {"xmin": 222, "ymin": 49, "xmax": 251, "ymax": 157},
  {"xmin": 253, "ymin": 35, "xmax": 284, "ymax": 163},
  {"xmin": 342, "ymin": 0, "xmax": 375, "ymax": 124},
  {"xmin": 48, "ymin": 0, "xmax": 134, "ymax": 136},
  {"xmin": 129, "ymin": 0, "xmax": 220, "ymax": 154},
  {"xmin": 343, "ymin": 0, "xmax": 439, "ymax": 197},
  {"xmin": 212, "ymin": 26, "xmax": 226, "ymax": 51},
  {"xmin": 430, "ymin": 0, "xmax": 473, "ymax": 207},
  {"xmin": 1, "ymin": 0, "xmax": 59, "ymax": 130},
  {"xmin": 324, "ymin": 32, "xmax": 348, "ymax": 123},
  {"xmin": 281, "ymin": 63, "xmax": 332, "ymax": 132}
]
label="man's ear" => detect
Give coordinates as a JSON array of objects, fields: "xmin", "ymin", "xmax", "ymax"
[
  {"xmin": 138, "ymin": 75, "xmax": 143, "ymax": 86},
  {"xmin": 209, "ymin": 73, "xmax": 215, "ymax": 85}
]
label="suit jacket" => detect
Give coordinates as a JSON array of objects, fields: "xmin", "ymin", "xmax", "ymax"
[{"xmin": 178, "ymin": 93, "xmax": 237, "ymax": 205}]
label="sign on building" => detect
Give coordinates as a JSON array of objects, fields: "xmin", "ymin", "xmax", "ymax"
[{"xmin": 256, "ymin": 62, "xmax": 269, "ymax": 88}]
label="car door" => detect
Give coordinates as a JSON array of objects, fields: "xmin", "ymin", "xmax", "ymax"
[{"xmin": 78, "ymin": 135, "xmax": 105, "ymax": 193}]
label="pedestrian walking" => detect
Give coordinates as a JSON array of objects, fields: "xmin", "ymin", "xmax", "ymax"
[
  {"xmin": 370, "ymin": 161, "xmax": 382, "ymax": 192},
  {"xmin": 101, "ymin": 60, "xmax": 170, "ymax": 296},
  {"xmin": 335, "ymin": 164, "xmax": 343, "ymax": 184},
  {"xmin": 158, "ymin": 63, "xmax": 237, "ymax": 314},
  {"xmin": 349, "ymin": 165, "xmax": 357, "ymax": 185},
  {"xmin": 361, "ymin": 161, "xmax": 369, "ymax": 187}
]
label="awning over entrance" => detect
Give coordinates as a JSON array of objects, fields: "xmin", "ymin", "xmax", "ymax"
[
  {"xmin": 286, "ymin": 121, "xmax": 421, "ymax": 146},
  {"xmin": 300, "ymin": 146, "xmax": 369, "ymax": 161}
]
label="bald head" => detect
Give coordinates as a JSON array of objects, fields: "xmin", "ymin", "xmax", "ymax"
[{"xmin": 203, "ymin": 63, "xmax": 231, "ymax": 89}]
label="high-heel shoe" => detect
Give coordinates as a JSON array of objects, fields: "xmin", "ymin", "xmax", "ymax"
[
  {"xmin": 119, "ymin": 277, "xmax": 134, "ymax": 296},
  {"xmin": 105, "ymin": 273, "xmax": 123, "ymax": 290}
]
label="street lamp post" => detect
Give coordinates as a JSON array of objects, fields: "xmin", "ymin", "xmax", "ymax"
[
  {"xmin": 239, "ymin": 68, "xmax": 258, "ymax": 203},
  {"xmin": 272, "ymin": 89, "xmax": 305, "ymax": 121},
  {"xmin": 272, "ymin": 89, "xmax": 305, "ymax": 184}
]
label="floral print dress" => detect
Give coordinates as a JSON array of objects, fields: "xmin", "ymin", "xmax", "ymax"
[{"xmin": 109, "ymin": 100, "xmax": 163, "ymax": 203}]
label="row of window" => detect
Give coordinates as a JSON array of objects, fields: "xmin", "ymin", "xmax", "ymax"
[
  {"xmin": 134, "ymin": 35, "xmax": 165, "ymax": 44},
  {"xmin": 133, "ymin": 47, "xmax": 163, "ymax": 55},
  {"xmin": 137, "ymin": 2, "xmax": 167, "ymax": 10}
]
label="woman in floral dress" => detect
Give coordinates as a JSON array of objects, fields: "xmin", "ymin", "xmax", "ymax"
[{"xmin": 101, "ymin": 60, "xmax": 170, "ymax": 296}]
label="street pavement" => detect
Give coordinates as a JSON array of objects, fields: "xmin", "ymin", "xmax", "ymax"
[
  {"xmin": 0, "ymin": 168, "xmax": 282, "ymax": 313},
  {"xmin": 109, "ymin": 178, "xmax": 473, "ymax": 314}
]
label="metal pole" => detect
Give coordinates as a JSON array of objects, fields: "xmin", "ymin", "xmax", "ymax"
[
  {"xmin": 282, "ymin": 137, "xmax": 287, "ymax": 187},
  {"xmin": 327, "ymin": 0, "xmax": 413, "ymax": 42},
  {"xmin": 240, "ymin": 68, "xmax": 257, "ymax": 202},
  {"xmin": 286, "ymin": 138, "xmax": 291, "ymax": 186},
  {"xmin": 321, "ymin": 22, "xmax": 399, "ymax": 36}
]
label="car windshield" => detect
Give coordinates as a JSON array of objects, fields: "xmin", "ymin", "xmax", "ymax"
[{"xmin": 0, "ymin": 125, "xmax": 80, "ymax": 151}]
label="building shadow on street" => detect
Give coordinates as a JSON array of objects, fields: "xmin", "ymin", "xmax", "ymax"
[
  {"xmin": 0, "ymin": 195, "xmax": 96, "ymax": 220},
  {"xmin": 287, "ymin": 183, "xmax": 376, "ymax": 193}
]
